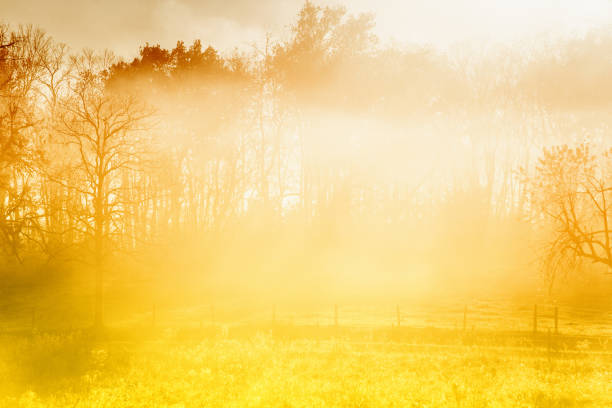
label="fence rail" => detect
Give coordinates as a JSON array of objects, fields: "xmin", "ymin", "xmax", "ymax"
[{"xmin": 3, "ymin": 297, "xmax": 611, "ymax": 341}]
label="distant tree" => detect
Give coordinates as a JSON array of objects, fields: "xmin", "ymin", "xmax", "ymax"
[
  {"xmin": 526, "ymin": 143, "xmax": 612, "ymax": 290},
  {"xmin": 105, "ymin": 39, "xmax": 253, "ymax": 235},
  {"xmin": 519, "ymin": 29, "xmax": 612, "ymax": 110},
  {"xmin": 272, "ymin": 1, "xmax": 376, "ymax": 106},
  {"xmin": 105, "ymin": 43, "xmax": 172, "ymax": 94}
]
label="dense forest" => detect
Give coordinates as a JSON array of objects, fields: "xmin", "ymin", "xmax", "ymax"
[{"xmin": 2, "ymin": 2, "xmax": 612, "ymax": 327}]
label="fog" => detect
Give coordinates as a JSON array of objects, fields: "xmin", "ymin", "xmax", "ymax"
[{"xmin": 1, "ymin": 2, "xmax": 612, "ymax": 332}]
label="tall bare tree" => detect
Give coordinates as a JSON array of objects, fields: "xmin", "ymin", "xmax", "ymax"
[{"xmin": 54, "ymin": 50, "xmax": 153, "ymax": 327}]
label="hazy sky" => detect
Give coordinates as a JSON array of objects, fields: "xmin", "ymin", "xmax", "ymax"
[{"xmin": 2, "ymin": 0, "xmax": 611, "ymax": 57}]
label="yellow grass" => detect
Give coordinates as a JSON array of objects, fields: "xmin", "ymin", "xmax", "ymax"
[{"xmin": 1, "ymin": 332, "xmax": 611, "ymax": 407}]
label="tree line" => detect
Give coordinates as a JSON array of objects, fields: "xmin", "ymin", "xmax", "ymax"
[{"xmin": 2, "ymin": 2, "xmax": 612, "ymax": 325}]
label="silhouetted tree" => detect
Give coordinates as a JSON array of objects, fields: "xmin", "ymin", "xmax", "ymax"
[
  {"xmin": 0, "ymin": 25, "xmax": 48, "ymax": 263},
  {"xmin": 526, "ymin": 143, "xmax": 612, "ymax": 290},
  {"xmin": 54, "ymin": 50, "xmax": 153, "ymax": 327}
]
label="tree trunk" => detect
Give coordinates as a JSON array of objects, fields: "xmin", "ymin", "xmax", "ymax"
[
  {"xmin": 93, "ymin": 177, "xmax": 105, "ymax": 329},
  {"xmin": 93, "ymin": 226, "xmax": 104, "ymax": 328}
]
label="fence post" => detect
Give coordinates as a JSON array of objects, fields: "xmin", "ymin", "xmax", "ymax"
[
  {"xmin": 334, "ymin": 304, "xmax": 338, "ymax": 327},
  {"xmin": 533, "ymin": 304, "xmax": 538, "ymax": 334},
  {"xmin": 547, "ymin": 328, "xmax": 552, "ymax": 355},
  {"xmin": 396, "ymin": 305, "xmax": 400, "ymax": 328},
  {"xmin": 554, "ymin": 306, "xmax": 558, "ymax": 334}
]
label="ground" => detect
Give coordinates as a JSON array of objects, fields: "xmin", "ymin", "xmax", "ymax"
[
  {"xmin": 1, "ymin": 323, "xmax": 611, "ymax": 407},
  {"xmin": 1, "ymin": 294, "xmax": 611, "ymax": 407}
]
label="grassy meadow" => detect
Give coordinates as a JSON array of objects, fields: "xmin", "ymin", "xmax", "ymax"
[
  {"xmin": 1, "ymin": 300, "xmax": 612, "ymax": 407},
  {"xmin": 1, "ymin": 330, "xmax": 611, "ymax": 407}
]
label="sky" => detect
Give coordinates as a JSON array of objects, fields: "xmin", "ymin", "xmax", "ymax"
[{"xmin": 1, "ymin": 0, "xmax": 612, "ymax": 57}]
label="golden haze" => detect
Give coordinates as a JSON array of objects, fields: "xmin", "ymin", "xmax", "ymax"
[{"xmin": 0, "ymin": 1, "xmax": 612, "ymax": 407}]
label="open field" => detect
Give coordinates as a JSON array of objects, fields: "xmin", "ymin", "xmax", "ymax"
[
  {"xmin": 1, "ymin": 328, "xmax": 612, "ymax": 408},
  {"xmin": 3, "ymin": 286, "xmax": 611, "ymax": 407},
  {"xmin": 1, "ymin": 297, "xmax": 612, "ymax": 407}
]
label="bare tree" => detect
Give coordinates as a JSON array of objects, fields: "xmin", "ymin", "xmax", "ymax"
[
  {"xmin": 0, "ymin": 25, "xmax": 48, "ymax": 263},
  {"xmin": 54, "ymin": 50, "xmax": 154, "ymax": 327},
  {"xmin": 526, "ymin": 143, "xmax": 612, "ymax": 290}
]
